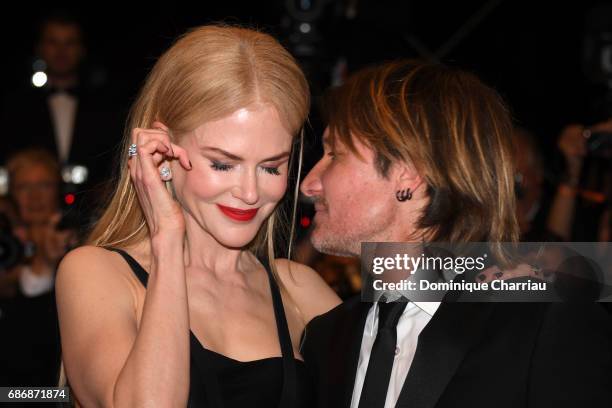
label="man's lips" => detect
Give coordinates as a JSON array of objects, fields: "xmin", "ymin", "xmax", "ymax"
[{"xmin": 216, "ymin": 204, "xmax": 259, "ymax": 221}]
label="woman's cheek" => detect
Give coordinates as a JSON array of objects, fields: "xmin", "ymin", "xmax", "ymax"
[
  {"xmin": 185, "ymin": 167, "xmax": 229, "ymax": 200},
  {"xmin": 262, "ymin": 174, "xmax": 289, "ymax": 202}
]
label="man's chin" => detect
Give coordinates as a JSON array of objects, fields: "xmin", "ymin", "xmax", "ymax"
[{"xmin": 309, "ymin": 232, "xmax": 358, "ymax": 258}]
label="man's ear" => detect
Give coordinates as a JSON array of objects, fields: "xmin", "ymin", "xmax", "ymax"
[{"xmin": 394, "ymin": 161, "xmax": 425, "ymax": 192}]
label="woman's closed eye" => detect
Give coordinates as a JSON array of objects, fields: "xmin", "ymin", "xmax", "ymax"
[
  {"xmin": 210, "ymin": 160, "xmax": 281, "ymax": 176},
  {"xmin": 210, "ymin": 161, "xmax": 233, "ymax": 172},
  {"xmin": 260, "ymin": 166, "xmax": 281, "ymax": 175}
]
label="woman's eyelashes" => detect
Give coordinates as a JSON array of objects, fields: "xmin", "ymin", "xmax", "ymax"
[
  {"xmin": 210, "ymin": 161, "xmax": 233, "ymax": 172},
  {"xmin": 261, "ymin": 166, "xmax": 281, "ymax": 175},
  {"xmin": 210, "ymin": 160, "xmax": 281, "ymax": 175}
]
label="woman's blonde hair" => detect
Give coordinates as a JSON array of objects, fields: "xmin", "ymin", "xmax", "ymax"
[
  {"xmin": 58, "ymin": 24, "xmax": 309, "ymax": 391},
  {"xmin": 90, "ymin": 24, "xmax": 309, "ymax": 250},
  {"xmin": 324, "ymin": 60, "xmax": 519, "ymax": 263}
]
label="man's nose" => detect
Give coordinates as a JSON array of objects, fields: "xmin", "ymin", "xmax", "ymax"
[
  {"xmin": 233, "ymin": 169, "xmax": 259, "ymax": 205},
  {"xmin": 300, "ymin": 159, "xmax": 325, "ymax": 198}
]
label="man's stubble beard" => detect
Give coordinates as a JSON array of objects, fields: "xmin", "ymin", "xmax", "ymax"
[
  {"xmin": 310, "ymin": 225, "xmax": 359, "ymax": 257},
  {"xmin": 309, "ymin": 213, "xmax": 394, "ymax": 258}
]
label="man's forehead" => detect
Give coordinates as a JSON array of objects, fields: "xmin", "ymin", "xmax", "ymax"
[
  {"xmin": 322, "ymin": 127, "xmax": 346, "ymax": 149},
  {"xmin": 323, "ymin": 126, "xmax": 373, "ymax": 163}
]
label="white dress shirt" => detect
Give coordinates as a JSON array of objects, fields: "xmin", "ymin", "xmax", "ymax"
[
  {"xmin": 48, "ymin": 91, "xmax": 78, "ymax": 162},
  {"xmin": 350, "ymin": 301, "xmax": 441, "ymax": 408},
  {"xmin": 19, "ymin": 265, "xmax": 54, "ymax": 297}
]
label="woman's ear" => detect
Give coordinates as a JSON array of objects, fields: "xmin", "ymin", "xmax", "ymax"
[{"xmin": 152, "ymin": 121, "xmax": 170, "ymax": 133}]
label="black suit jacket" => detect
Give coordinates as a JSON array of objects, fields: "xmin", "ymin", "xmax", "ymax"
[
  {"xmin": 1, "ymin": 84, "xmax": 125, "ymax": 188},
  {"xmin": 302, "ymin": 296, "xmax": 612, "ymax": 408},
  {"xmin": 1, "ymin": 84, "xmax": 126, "ymax": 224}
]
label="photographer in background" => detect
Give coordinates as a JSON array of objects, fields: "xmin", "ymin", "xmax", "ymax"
[
  {"xmin": 0, "ymin": 11, "xmax": 125, "ymax": 227},
  {"xmin": 0, "ymin": 148, "xmax": 77, "ymax": 386},
  {"xmin": 547, "ymin": 119, "xmax": 612, "ymax": 241}
]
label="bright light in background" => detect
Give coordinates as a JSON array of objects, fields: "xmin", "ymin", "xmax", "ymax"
[
  {"xmin": 300, "ymin": 216, "xmax": 311, "ymax": 228},
  {"xmin": 62, "ymin": 165, "xmax": 89, "ymax": 185},
  {"xmin": 0, "ymin": 167, "xmax": 8, "ymax": 196},
  {"xmin": 64, "ymin": 193, "xmax": 76, "ymax": 205},
  {"xmin": 32, "ymin": 71, "xmax": 47, "ymax": 88},
  {"xmin": 299, "ymin": 23, "xmax": 311, "ymax": 33}
]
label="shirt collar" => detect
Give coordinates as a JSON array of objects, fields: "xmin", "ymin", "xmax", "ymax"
[
  {"xmin": 412, "ymin": 301, "xmax": 441, "ymax": 316},
  {"xmin": 373, "ymin": 289, "xmax": 441, "ymax": 316}
]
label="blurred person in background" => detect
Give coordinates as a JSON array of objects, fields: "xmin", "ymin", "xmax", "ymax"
[
  {"xmin": 512, "ymin": 127, "xmax": 557, "ymax": 241},
  {"xmin": 547, "ymin": 119, "xmax": 612, "ymax": 242},
  {"xmin": 293, "ymin": 234, "xmax": 361, "ymax": 299},
  {"xmin": 0, "ymin": 148, "xmax": 77, "ymax": 386},
  {"xmin": 0, "ymin": 11, "xmax": 124, "ymax": 224},
  {"xmin": 312, "ymin": 254, "xmax": 361, "ymax": 300},
  {"xmin": 0, "ymin": 198, "xmax": 21, "ymax": 298}
]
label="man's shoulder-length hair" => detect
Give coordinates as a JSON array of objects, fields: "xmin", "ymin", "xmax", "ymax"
[{"xmin": 323, "ymin": 59, "xmax": 519, "ymax": 252}]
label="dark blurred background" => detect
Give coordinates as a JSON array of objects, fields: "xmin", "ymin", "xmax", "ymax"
[
  {"xmin": 0, "ymin": 0, "xmax": 610, "ymax": 387},
  {"xmin": 0, "ymin": 0, "xmax": 608, "ymax": 139}
]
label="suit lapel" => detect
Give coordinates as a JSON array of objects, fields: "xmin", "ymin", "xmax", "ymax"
[
  {"xmin": 395, "ymin": 302, "xmax": 496, "ymax": 408},
  {"xmin": 328, "ymin": 297, "xmax": 372, "ymax": 408},
  {"xmin": 66, "ymin": 89, "xmax": 88, "ymax": 165},
  {"xmin": 39, "ymin": 91, "xmax": 59, "ymax": 154}
]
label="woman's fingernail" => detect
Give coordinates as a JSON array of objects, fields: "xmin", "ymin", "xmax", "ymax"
[
  {"xmin": 494, "ymin": 271, "xmax": 503, "ymax": 278},
  {"xmin": 478, "ymin": 274, "xmax": 486, "ymax": 281}
]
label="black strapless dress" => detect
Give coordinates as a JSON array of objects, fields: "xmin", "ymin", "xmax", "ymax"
[{"xmin": 108, "ymin": 248, "xmax": 313, "ymax": 408}]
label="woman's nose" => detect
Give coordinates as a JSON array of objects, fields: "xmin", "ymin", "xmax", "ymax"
[{"xmin": 232, "ymin": 169, "xmax": 259, "ymax": 205}]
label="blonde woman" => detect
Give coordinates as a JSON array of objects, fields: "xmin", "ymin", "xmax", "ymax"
[{"xmin": 55, "ymin": 25, "xmax": 340, "ymax": 407}]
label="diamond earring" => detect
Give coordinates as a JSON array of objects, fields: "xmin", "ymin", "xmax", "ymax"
[{"xmin": 160, "ymin": 166, "xmax": 172, "ymax": 181}]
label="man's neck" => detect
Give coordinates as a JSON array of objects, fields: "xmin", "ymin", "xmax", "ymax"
[{"xmin": 48, "ymin": 75, "xmax": 79, "ymax": 90}]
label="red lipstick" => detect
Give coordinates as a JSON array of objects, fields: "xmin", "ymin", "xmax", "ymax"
[{"xmin": 217, "ymin": 204, "xmax": 258, "ymax": 222}]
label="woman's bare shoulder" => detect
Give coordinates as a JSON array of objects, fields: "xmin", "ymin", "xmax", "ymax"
[
  {"xmin": 56, "ymin": 245, "xmax": 140, "ymax": 308},
  {"xmin": 59, "ymin": 245, "xmax": 122, "ymax": 277},
  {"xmin": 274, "ymin": 258, "xmax": 342, "ymax": 323},
  {"xmin": 60, "ymin": 245, "xmax": 112, "ymax": 265},
  {"xmin": 55, "ymin": 245, "xmax": 141, "ymax": 407}
]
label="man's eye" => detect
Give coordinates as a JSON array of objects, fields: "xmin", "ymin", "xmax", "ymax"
[
  {"xmin": 261, "ymin": 166, "xmax": 281, "ymax": 176},
  {"xmin": 327, "ymin": 151, "xmax": 336, "ymax": 159},
  {"xmin": 210, "ymin": 161, "xmax": 233, "ymax": 171}
]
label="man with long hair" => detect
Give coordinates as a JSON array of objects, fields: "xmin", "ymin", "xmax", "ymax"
[{"xmin": 301, "ymin": 60, "xmax": 612, "ymax": 408}]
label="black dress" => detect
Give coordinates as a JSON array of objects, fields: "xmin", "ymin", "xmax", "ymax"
[{"xmin": 107, "ymin": 248, "xmax": 313, "ymax": 408}]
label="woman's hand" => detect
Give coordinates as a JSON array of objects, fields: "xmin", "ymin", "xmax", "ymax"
[{"xmin": 128, "ymin": 121, "xmax": 192, "ymax": 240}]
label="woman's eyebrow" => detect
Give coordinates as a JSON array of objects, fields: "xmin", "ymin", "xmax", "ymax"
[{"xmin": 201, "ymin": 147, "xmax": 290, "ymax": 162}]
